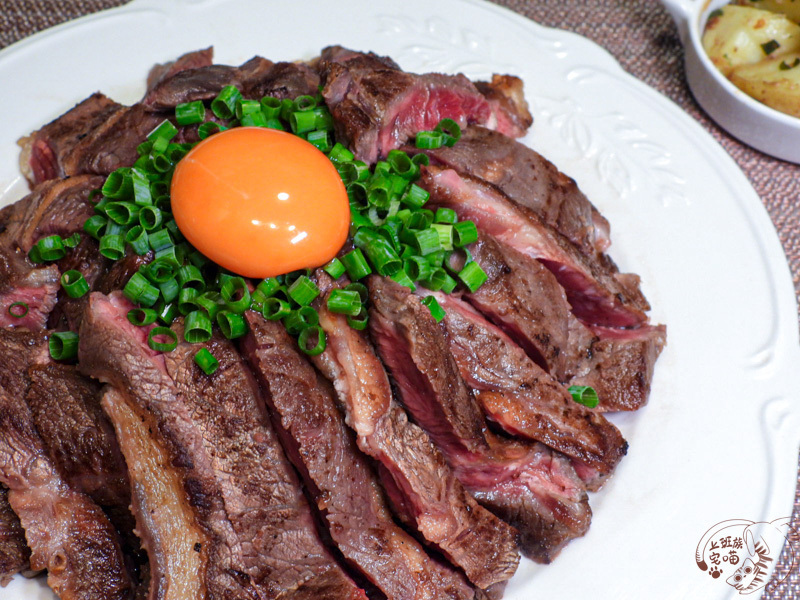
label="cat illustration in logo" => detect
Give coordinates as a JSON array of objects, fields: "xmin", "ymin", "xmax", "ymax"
[{"xmin": 695, "ymin": 517, "xmax": 796, "ymax": 595}]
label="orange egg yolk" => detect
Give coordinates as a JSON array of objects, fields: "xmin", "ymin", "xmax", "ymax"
[{"xmin": 170, "ymin": 127, "xmax": 350, "ymax": 278}]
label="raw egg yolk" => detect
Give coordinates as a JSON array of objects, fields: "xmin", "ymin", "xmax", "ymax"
[{"xmin": 170, "ymin": 127, "xmax": 350, "ymax": 278}]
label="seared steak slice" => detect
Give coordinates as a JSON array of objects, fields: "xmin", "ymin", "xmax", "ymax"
[
  {"xmin": 0, "ymin": 245, "xmax": 58, "ymax": 330},
  {"xmin": 26, "ymin": 363, "xmax": 130, "ymax": 510},
  {"xmin": 48, "ymin": 236, "xmax": 109, "ymax": 331},
  {"xmin": 463, "ymin": 234, "xmax": 665, "ymax": 411},
  {"xmin": 80, "ymin": 292, "xmax": 365, "ymax": 599},
  {"xmin": 466, "ymin": 234, "xmax": 573, "ymax": 377},
  {"xmin": 0, "ymin": 485, "xmax": 30, "ymax": 586},
  {"xmin": 320, "ymin": 49, "xmax": 525, "ymax": 164},
  {"xmin": 0, "ymin": 329, "xmax": 132, "ymax": 599},
  {"xmin": 368, "ymin": 277, "xmax": 591, "ymax": 563},
  {"xmin": 243, "ymin": 310, "xmax": 487, "ymax": 599},
  {"xmin": 143, "ymin": 54, "xmax": 318, "ymax": 112},
  {"xmin": 421, "ymin": 166, "xmax": 649, "ymax": 328},
  {"xmin": 320, "ymin": 45, "xmax": 401, "ymax": 70},
  {"xmin": 145, "ymin": 47, "xmax": 214, "ymax": 92},
  {"xmin": 472, "ymin": 79, "xmax": 532, "ymax": 139},
  {"xmin": 0, "ymin": 175, "xmax": 102, "ymax": 253},
  {"xmin": 21, "ymin": 103, "xmax": 163, "ymax": 184},
  {"xmin": 566, "ymin": 322, "xmax": 666, "ymax": 412},
  {"xmin": 18, "ymin": 93, "xmax": 121, "ymax": 185},
  {"xmin": 309, "ymin": 273, "xmax": 517, "ymax": 591},
  {"xmin": 428, "ymin": 290, "xmax": 627, "ymax": 490},
  {"xmin": 409, "ymin": 126, "xmax": 608, "ymax": 255}
]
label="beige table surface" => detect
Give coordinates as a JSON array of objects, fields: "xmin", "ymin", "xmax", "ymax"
[{"xmin": 2, "ymin": 0, "xmax": 799, "ymax": 596}]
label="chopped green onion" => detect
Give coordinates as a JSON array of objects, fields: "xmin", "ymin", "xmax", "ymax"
[
  {"xmin": 390, "ymin": 269, "xmax": 416, "ymax": 290},
  {"xmin": 262, "ymin": 297, "xmax": 292, "ymax": 320},
  {"xmin": 184, "ymin": 310, "xmax": 213, "ymax": 343},
  {"xmin": 127, "ymin": 308, "xmax": 158, "ymax": 326},
  {"xmin": 415, "ymin": 130, "xmax": 445, "ymax": 149},
  {"xmin": 235, "ymin": 99, "xmax": 262, "ymax": 120},
  {"xmin": 298, "ymin": 325, "xmax": 326, "ymax": 355},
  {"xmin": 329, "ymin": 143, "xmax": 355, "ymax": 163},
  {"xmin": 292, "ymin": 95, "xmax": 317, "ymax": 112},
  {"xmin": 61, "ymin": 270, "xmax": 89, "ymax": 298},
  {"xmin": 131, "ymin": 169, "xmax": 152, "ymax": 206},
  {"xmin": 401, "ymin": 184, "xmax": 430, "ymax": 209},
  {"xmin": 159, "ymin": 277, "xmax": 180, "ymax": 303},
  {"xmin": 156, "ymin": 301, "xmax": 179, "ymax": 325},
  {"xmin": 83, "ymin": 215, "xmax": 107, "ymax": 240},
  {"xmin": 102, "ymin": 168, "xmax": 133, "ymax": 199},
  {"xmin": 178, "ymin": 287, "xmax": 201, "ymax": 315},
  {"xmin": 49, "ymin": 331, "xmax": 78, "ymax": 361},
  {"xmin": 458, "ymin": 261, "xmax": 488, "ymax": 293},
  {"xmin": 387, "ymin": 149, "xmax": 418, "ymax": 179},
  {"xmin": 568, "ymin": 385, "xmax": 599, "ymax": 409},
  {"xmin": 762, "ymin": 39, "xmax": 780, "ymax": 55},
  {"xmin": 432, "ymin": 224, "xmax": 454, "ymax": 251},
  {"xmin": 7, "ymin": 302, "xmax": 28, "ymax": 319},
  {"xmin": 290, "ymin": 111, "xmax": 317, "ymax": 134},
  {"xmin": 126, "ymin": 226, "xmax": 150, "ymax": 255},
  {"xmin": 176, "ymin": 100, "xmax": 206, "ymax": 126},
  {"xmin": 354, "ymin": 229, "xmax": 401, "ymax": 276},
  {"xmin": 341, "ymin": 248, "xmax": 372, "ymax": 281},
  {"xmin": 287, "ymin": 276, "xmax": 320, "ymax": 306},
  {"xmin": 176, "ymin": 264, "xmax": 206, "ymax": 292},
  {"xmin": 283, "ymin": 306, "xmax": 319, "ymax": 335},
  {"xmin": 105, "ymin": 201, "xmax": 138, "ymax": 225},
  {"xmin": 256, "ymin": 278, "xmax": 281, "ymax": 299},
  {"xmin": 63, "ymin": 233, "xmax": 81, "ymax": 249},
  {"xmin": 322, "ymin": 258, "xmax": 346, "ymax": 279},
  {"xmin": 420, "ymin": 267, "xmax": 448, "ymax": 291},
  {"xmin": 421, "ymin": 295, "xmax": 446, "ymax": 322},
  {"xmin": 124, "ymin": 272, "xmax": 159, "ymax": 307},
  {"xmin": 440, "ymin": 272, "xmax": 458, "ymax": 294},
  {"xmin": 241, "ymin": 111, "xmax": 268, "ymax": 127},
  {"xmin": 194, "ymin": 347, "xmax": 219, "ymax": 375},
  {"xmin": 211, "ymin": 85, "xmax": 243, "ymax": 120},
  {"xmin": 453, "ymin": 220, "xmax": 478, "ymax": 247},
  {"xmin": 139, "ymin": 206, "xmax": 163, "ymax": 231},
  {"xmin": 404, "ymin": 255, "xmax": 433, "ymax": 282},
  {"xmin": 36, "ymin": 235, "xmax": 66, "ymax": 261},
  {"xmin": 220, "ymin": 277, "xmax": 251, "ymax": 313},
  {"xmin": 306, "ymin": 130, "xmax": 331, "ymax": 152},
  {"xmin": 434, "ymin": 208, "xmax": 457, "ymax": 224},
  {"xmin": 198, "ymin": 122, "xmax": 226, "ymax": 139},
  {"xmin": 260, "ymin": 96, "xmax": 282, "ymax": 119},
  {"xmin": 148, "ymin": 228, "xmax": 173, "ymax": 252},
  {"xmin": 147, "ymin": 120, "xmax": 179, "ymax": 150},
  {"xmin": 195, "ymin": 291, "xmax": 223, "ymax": 320},
  {"xmin": 145, "ymin": 258, "xmax": 177, "ymax": 283},
  {"xmin": 346, "ymin": 282, "xmax": 369, "ymax": 304},
  {"xmin": 435, "ymin": 118, "xmax": 461, "ymax": 147},
  {"xmin": 346, "ymin": 306, "xmax": 369, "ymax": 330},
  {"xmin": 326, "ymin": 289, "xmax": 362, "ymax": 316},
  {"xmin": 411, "ymin": 153, "xmax": 430, "ymax": 167},
  {"xmin": 217, "ymin": 311, "xmax": 247, "ymax": 339},
  {"xmin": 148, "ymin": 326, "xmax": 178, "ymax": 352},
  {"xmin": 99, "ymin": 234, "xmax": 125, "ymax": 260}
]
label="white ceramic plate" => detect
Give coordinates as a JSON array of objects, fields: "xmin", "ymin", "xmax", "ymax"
[{"xmin": 1, "ymin": 1, "xmax": 799, "ymax": 599}]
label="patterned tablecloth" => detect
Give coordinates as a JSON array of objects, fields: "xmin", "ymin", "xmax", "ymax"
[{"xmin": 2, "ymin": 0, "xmax": 799, "ymax": 596}]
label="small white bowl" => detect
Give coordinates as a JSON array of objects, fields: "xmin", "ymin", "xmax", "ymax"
[{"xmin": 662, "ymin": 0, "xmax": 800, "ymax": 163}]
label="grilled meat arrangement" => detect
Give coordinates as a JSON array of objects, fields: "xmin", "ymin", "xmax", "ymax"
[{"xmin": 0, "ymin": 45, "xmax": 665, "ymax": 599}]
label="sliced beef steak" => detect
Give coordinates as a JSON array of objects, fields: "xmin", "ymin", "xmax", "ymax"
[
  {"xmin": 0, "ymin": 329, "xmax": 132, "ymax": 600},
  {"xmin": 79, "ymin": 292, "xmax": 365, "ymax": 600},
  {"xmin": 320, "ymin": 48, "xmax": 527, "ymax": 164},
  {"xmin": 409, "ymin": 126, "xmax": 608, "ymax": 255},
  {"xmin": 145, "ymin": 47, "xmax": 214, "ymax": 93},
  {"xmin": 368, "ymin": 276, "xmax": 591, "ymax": 563},
  {"xmin": 565, "ymin": 322, "xmax": 666, "ymax": 412},
  {"xmin": 0, "ymin": 485, "xmax": 31, "ymax": 586},
  {"xmin": 244, "ymin": 311, "xmax": 486, "ymax": 599},
  {"xmin": 463, "ymin": 234, "xmax": 665, "ymax": 411},
  {"xmin": 472, "ymin": 78, "xmax": 532, "ymax": 139},
  {"xmin": 428, "ymin": 290, "xmax": 627, "ymax": 490},
  {"xmin": 307, "ymin": 273, "xmax": 517, "ymax": 591},
  {"xmin": 0, "ymin": 245, "xmax": 59, "ymax": 330},
  {"xmin": 0, "ymin": 175, "xmax": 102, "ymax": 253},
  {"xmin": 143, "ymin": 55, "xmax": 318, "ymax": 112},
  {"xmin": 20, "ymin": 103, "xmax": 163, "ymax": 184},
  {"xmin": 18, "ymin": 93, "xmax": 122, "ymax": 185},
  {"xmin": 420, "ymin": 166, "xmax": 649, "ymax": 328}
]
